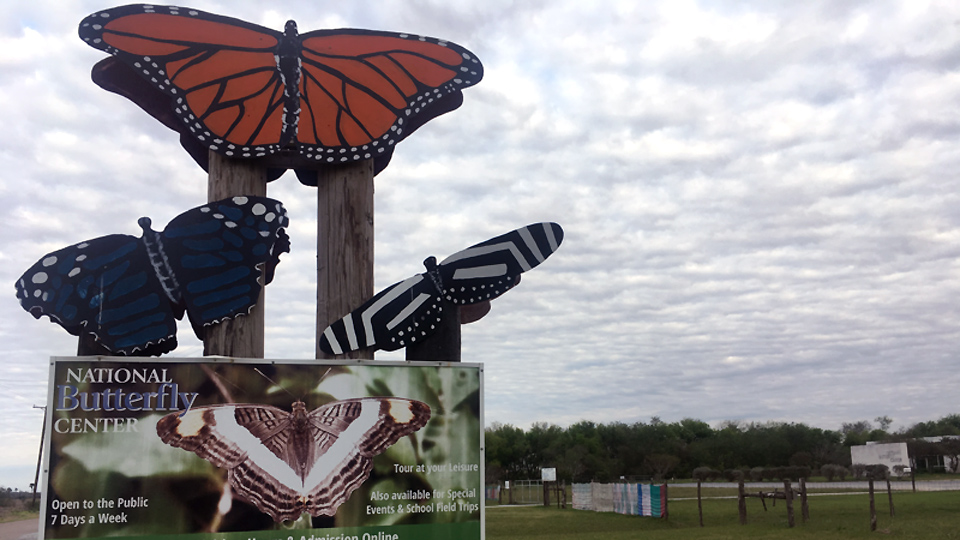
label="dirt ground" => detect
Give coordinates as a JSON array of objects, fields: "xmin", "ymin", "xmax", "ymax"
[{"xmin": 0, "ymin": 518, "xmax": 38, "ymax": 540}]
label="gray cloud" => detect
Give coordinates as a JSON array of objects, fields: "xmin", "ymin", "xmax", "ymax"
[{"xmin": 2, "ymin": 0, "xmax": 960, "ymax": 489}]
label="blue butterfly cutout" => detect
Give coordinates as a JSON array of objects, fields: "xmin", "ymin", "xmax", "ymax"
[
  {"xmin": 15, "ymin": 197, "xmax": 289, "ymax": 356},
  {"xmin": 319, "ymin": 222, "xmax": 563, "ymax": 355}
]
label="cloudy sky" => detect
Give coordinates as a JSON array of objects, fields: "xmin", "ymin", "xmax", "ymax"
[{"xmin": 3, "ymin": 0, "xmax": 960, "ymax": 489}]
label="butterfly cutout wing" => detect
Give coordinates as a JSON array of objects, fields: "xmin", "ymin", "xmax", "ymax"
[
  {"xmin": 156, "ymin": 398, "xmax": 430, "ymax": 522},
  {"xmin": 15, "ymin": 233, "xmax": 180, "ymax": 356},
  {"xmin": 162, "ymin": 196, "xmax": 289, "ymax": 337},
  {"xmin": 319, "ymin": 275, "xmax": 444, "ymax": 355},
  {"xmin": 439, "ymin": 222, "xmax": 564, "ymax": 304},
  {"xmin": 79, "ymin": 5, "xmax": 289, "ymax": 156},
  {"xmin": 318, "ymin": 222, "xmax": 564, "ymax": 355},
  {"xmin": 14, "ymin": 196, "xmax": 289, "ymax": 355},
  {"xmin": 79, "ymin": 5, "xmax": 483, "ymax": 164},
  {"xmin": 295, "ymin": 29, "xmax": 483, "ymax": 163}
]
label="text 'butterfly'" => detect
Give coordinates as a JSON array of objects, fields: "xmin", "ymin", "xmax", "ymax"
[
  {"xmin": 15, "ymin": 196, "xmax": 289, "ymax": 356},
  {"xmin": 157, "ymin": 396, "xmax": 431, "ymax": 522},
  {"xmin": 320, "ymin": 222, "xmax": 564, "ymax": 355},
  {"xmin": 78, "ymin": 4, "xmax": 483, "ymax": 164}
]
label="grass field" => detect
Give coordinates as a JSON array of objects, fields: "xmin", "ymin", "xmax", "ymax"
[
  {"xmin": 487, "ymin": 490, "xmax": 960, "ymax": 539},
  {"xmin": 8, "ymin": 490, "xmax": 959, "ymax": 537},
  {"xmin": 0, "ymin": 508, "xmax": 38, "ymax": 524}
]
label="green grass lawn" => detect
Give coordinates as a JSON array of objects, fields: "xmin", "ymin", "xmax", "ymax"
[
  {"xmin": 487, "ymin": 490, "xmax": 960, "ymax": 539},
  {"xmin": 0, "ymin": 508, "xmax": 39, "ymax": 524}
]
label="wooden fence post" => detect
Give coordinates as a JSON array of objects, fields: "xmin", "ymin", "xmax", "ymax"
[
  {"xmin": 738, "ymin": 480, "xmax": 747, "ymax": 525},
  {"xmin": 697, "ymin": 480, "xmax": 703, "ymax": 527},
  {"xmin": 663, "ymin": 482, "xmax": 668, "ymax": 520},
  {"xmin": 886, "ymin": 477, "xmax": 895, "ymax": 517},
  {"xmin": 869, "ymin": 478, "xmax": 877, "ymax": 532},
  {"xmin": 800, "ymin": 477, "xmax": 809, "ymax": 523},
  {"xmin": 784, "ymin": 479, "xmax": 795, "ymax": 528}
]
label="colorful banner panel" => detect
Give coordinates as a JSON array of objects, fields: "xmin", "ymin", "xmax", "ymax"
[
  {"xmin": 571, "ymin": 483, "xmax": 666, "ymax": 518},
  {"xmin": 41, "ymin": 358, "xmax": 483, "ymax": 540}
]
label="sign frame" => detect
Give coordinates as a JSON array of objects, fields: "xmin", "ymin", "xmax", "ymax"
[
  {"xmin": 39, "ymin": 356, "xmax": 484, "ymax": 540},
  {"xmin": 541, "ymin": 468, "xmax": 557, "ymax": 482}
]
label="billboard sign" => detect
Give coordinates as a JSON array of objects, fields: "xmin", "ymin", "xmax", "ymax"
[
  {"xmin": 850, "ymin": 442, "xmax": 909, "ymax": 470},
  {"xmin": 41, "ymin": 357, "xmax": 483, "ymax": 540}
]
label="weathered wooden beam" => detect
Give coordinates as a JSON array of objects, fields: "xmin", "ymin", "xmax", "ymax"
[
  {"xmin": 77, "ymin": 333, "xmax": 111, "ymax": 356},
  {"xmin": 406, "ymin": 304, "xmax": 461, "ymax": 361},
  {"xmin": 314, "ymin": 160, "xmax": 374, "ymax": 360},
  {"xmin": 784, "ymin": 479, "xmax": 795, "ymax": 528},
  {"xmin": 886, "ymin": 478, "xmax": 894, "ymax": 517},
  {"xmin": 203, "ymin": 151, "xmax": 268, "ymax": 358},
  {"xmin": 738, "ymin": 480, "xmax": 747, "ymax": 525},
  {"xmin": 800, "ymin": 478, "xmax": 809, "ymax": 522},
  {"xmin": 697, "ymin": 480, "xmax": 704, "ymax": 526}
]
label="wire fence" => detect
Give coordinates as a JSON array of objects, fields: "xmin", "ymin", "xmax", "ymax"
[
  {"xmin": 690, "ymin": 480, "xmax": 960, "ymax": 492},
  {"xmin": 506, "ymin": 480, "xmax": 544, "ymax": 504}
]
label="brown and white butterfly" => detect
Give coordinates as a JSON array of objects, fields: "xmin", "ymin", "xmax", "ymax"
[{"xmin": 156, "ymin": 397, "xmax": 431, "ymax": 522}]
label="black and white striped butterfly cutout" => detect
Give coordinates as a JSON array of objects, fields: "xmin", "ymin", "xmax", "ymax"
[{"xmin": 319, "ymin": 222, "xmax": 563, "ymax": 354}]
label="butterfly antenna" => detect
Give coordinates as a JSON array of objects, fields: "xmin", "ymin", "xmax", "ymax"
[
  {"xmin": 254, "ymin": 368, "xmax": 298, "ymax": 399},
  {"xmin": 304, "ymin": 367, "xmax": 335, "ymax": 398},
  {"xmin": 201, "ymin": 365, "xmax": 239, "ymax": 403}
]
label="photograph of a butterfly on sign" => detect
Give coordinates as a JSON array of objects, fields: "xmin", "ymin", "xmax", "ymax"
[
  {"xmin": 15, "ymin": 2, "xmax": 564, "ymax": 540},
  {"xmin": 44, "ymin": 359, "xmax": 481, "ymax": 537}
]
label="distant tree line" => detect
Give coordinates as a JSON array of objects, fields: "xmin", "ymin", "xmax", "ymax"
[
  {"xmin": 485, "ymin": 414, "xmax": 960, "ymax": 483},
  {"xmin": 0, "ymin": 486, "xmax": 35, "ymax": 507}
]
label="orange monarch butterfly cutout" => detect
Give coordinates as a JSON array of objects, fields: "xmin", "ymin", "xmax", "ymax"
[{"xmin": 79, "ymin": 4, "xmax": 483, "ymax": 165}]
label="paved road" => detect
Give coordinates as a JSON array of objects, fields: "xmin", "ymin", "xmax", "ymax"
[{"xmin": 0, "ymin": 519, "xmax": 38, "ymax": 540}]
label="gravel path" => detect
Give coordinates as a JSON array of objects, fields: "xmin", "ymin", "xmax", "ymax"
[{"xmin": 0, "ymin": 519, "xmax": 38, "ymax": 540}]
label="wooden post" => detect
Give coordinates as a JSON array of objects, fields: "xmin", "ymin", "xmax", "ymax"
[
  {"xmin": 203, "ymin": 152, "xmax": 267, "ymax": 357},
  {"xmin": 663, "ymin": 482, "xmax": 668, "ymax": 520},
  {"xmin": 406, "ymin": 303, "xmax": 461, "ymax": 361},
  {"xmin": 869, "ymin": 478, "xmax": 877, "ymax": 532},
  {"xmin": 77, "ymin": 333, "xmax": 111, "ymax": 356},
  {"xmin": 314, "ymin": 160, "xmax": 375, "ymax": 360},
  {"xmin": 800, "ymin": 477, "xmax": 809, "ymax": 523},
  {"xmin": 886, "ymin": 477, "xmax": 894, "ymax": 517},
  {"xmin": 911, "ymin": 467, "xmax": 916, "ymax": 492},
  {"xmin": 543, "ymin": 481, "xmax": 550, "ymax": 506},
  {"xmin": 784, "ymin": 479, "xmax": 795, "ymax": 528},
  {"xmin": 697, "ymin": 480, "xmax": 703, "ymax": 527},
  {"xmin": 738, "ymin": 480, "xmax": 747, "ymax": 525}
]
